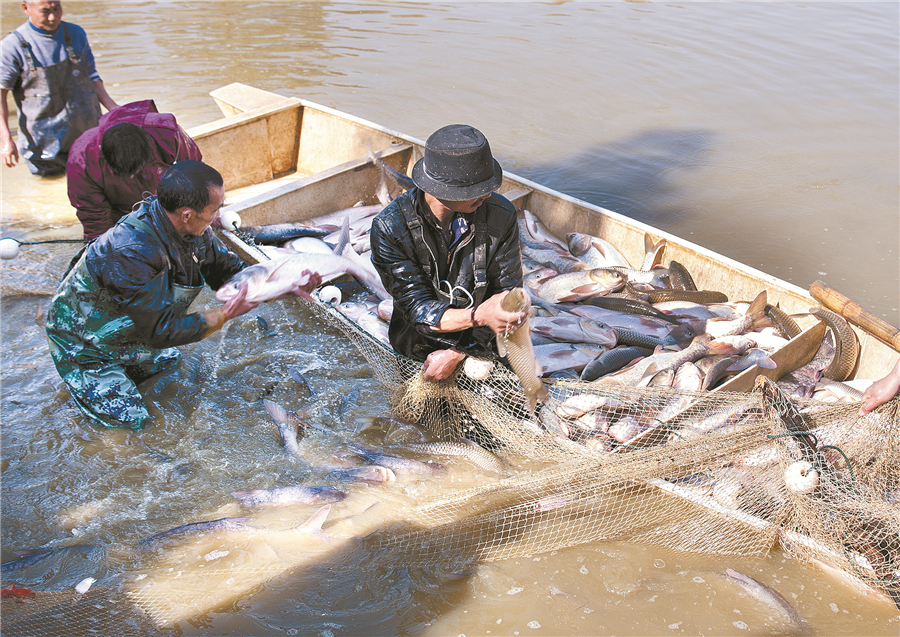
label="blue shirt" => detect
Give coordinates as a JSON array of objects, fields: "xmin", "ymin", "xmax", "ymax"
[{"xmin": 0, "ymin": 20, "xmax": 100, "ymax": 91}]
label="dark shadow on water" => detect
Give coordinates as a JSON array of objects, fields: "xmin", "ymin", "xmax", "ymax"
[{"xmin": 514, "ymin": 128, "xmax": 714, "ymax": 226}]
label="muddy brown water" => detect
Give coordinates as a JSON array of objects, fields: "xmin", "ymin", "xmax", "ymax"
[{"xmin": 1, "ymin": 2, "xmax": 898, "ymax": 635}]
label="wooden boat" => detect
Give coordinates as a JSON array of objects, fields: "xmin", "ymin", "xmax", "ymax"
[
  {"xmin": 179, "ymin": 84, "xmax": 900, "ymax": 611},
  {"xmin": 186, "ymin": 82, "xmax": 899, "ymax": 385}
]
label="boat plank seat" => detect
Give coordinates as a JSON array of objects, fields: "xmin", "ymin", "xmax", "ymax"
[
  {"xmin": 209, "ymin": 82, "xmax": 290, "ymax": 116},
  {"xmin": 500, "ymin": 186, "xmax": 533, "ymax": 209},
  {"xmin": 188, "ymin": 97, "xmax": 303, "ymax": 190},
  {"xmin": 222, "ymin": 143, "xmax": 414, "ymax": 228}
]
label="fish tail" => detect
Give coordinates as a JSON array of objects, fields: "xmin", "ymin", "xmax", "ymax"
[{"xmin": 746, "ymin": 290, "xmax": 769, "ymax": 329}]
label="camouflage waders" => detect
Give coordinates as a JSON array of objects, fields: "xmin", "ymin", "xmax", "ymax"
[{"xmin": 46, "ymin": 246, "xmax": 202, "ymax": 429}]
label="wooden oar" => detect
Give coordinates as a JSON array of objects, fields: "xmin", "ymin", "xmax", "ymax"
[{"xmin": 810, "ymin": 280, "xmax": 900, "ymax": 352}]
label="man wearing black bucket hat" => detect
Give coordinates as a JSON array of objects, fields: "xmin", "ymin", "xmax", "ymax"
[{"xmin": 370, "ymin": 124, "xmax": 525, "ymax": 382}]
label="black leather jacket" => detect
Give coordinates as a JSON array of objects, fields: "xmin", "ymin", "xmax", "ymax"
[
  {"xmin": 84, "ymin": 196, "xmax": 247, "ymax": 348},
  {"xmin": 370, "ymin": 187, "xmax": 523, "ymax": 361}
]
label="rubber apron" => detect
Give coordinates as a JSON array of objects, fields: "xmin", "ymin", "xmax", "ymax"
[
  {"xmin": 46, "ymin": 217, "xmax": 203, "ymax": 429},
  {"xmin": 11, "ymin": 23, "xmax": 102, "ymax": 174}
]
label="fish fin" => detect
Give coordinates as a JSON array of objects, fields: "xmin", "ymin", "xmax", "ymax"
[
  {"xmin": 334, "ymin": 217, "xmax": 351, "ymax": 256},
  {"xmin": 299, "ymin": 504, "xmax": 331, "ymax": 535},
  {"xmin": 746, "ymin": 290, "xmax": 768, "ymax": 326},
  {"xmin": 11, "ymin": 549, "xmax": 52, "ymax": 558},
  {"xmin": 262, "ymin": 399, "xmax": 288, "ymax": 425},
  {"xmin": 496, "ymin": 335, "xmax": 509, "ymax": 358},
  {"xmin": 231, "ymin": 490, "xmax": 261, "ymax": 499}
]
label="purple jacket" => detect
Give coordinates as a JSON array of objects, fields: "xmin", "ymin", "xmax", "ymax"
[{"xmin": 66, "ymin": 100, "xmax": 202, "ymax": 241}]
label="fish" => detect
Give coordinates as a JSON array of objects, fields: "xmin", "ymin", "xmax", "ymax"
[
  {"xmin": 395, "ymin": 440, "xmax": 505, "ymax": 473},
  {"xmin": 357, "ymin": 310, "xmax": 391, "ymax": 345},
  {"xmin": 645, "ymin": 289, "xmax": 728, "ymax": 304},
  {"xmin": 809, "ymin": 307, "xmax": 859, "ymax": 381},
  {"xmin": 688, "ymin": 290, "xmax": 771, "ymax": 339},
  {"xmin": 580, "ymin": 345, "xmax": 654, "ymax": 382},
  {"xmin": 610, "ymin": 327, "xmax": 661, "ymax": 349},
  {"xmin": 327, "ymin": 465, "xmax": 396, "ymax": 483},
  {"xmin": 726, "ymin": 347, "xmax": 777, "ymax": 372},
  {"xmin": 216, "ymin": 252, "xmax": 365, "ymax": 303},
  {"xmin": 523, "ymin": 267, "xmax": 559, "ymax": 292},
  {"xmin": 376, "ymin": 298, "xmax": 393, "ymax": 321},
  {"xmin": 533, "ymin": 268, "xmax": 627, "ymax": 304},
  {"xmin": 285, "ymin": 236, "xmax": 335, "ymax": 254},
  {"xmin": 138, "ymin": 517, "xmax": 256, "ymax": 550},
  {"xmin": 496, "ymin": 288, "xmax": 549, "ymax": 412},
  {"xmin": 1, "ymin": 548, "xmax": 53, "ymax": 574},
  {"xmin": 518, "ymin": 208, "xmax": 569, "ymax": 251},
  {"xmin": 607, "ymin": 265, "xmax": 670, "ymax": 288},
  {"xmin": 640, "ymin": 234, "xmax": 667, "ymax": 271},
  {"xmin": 765, "ymin": 303, "xmax": 802, "ymax": 339},
  {"xmin": 722, "ymin": 568, "xmax": 808, "ymax": 631},
  {"xmin": 814, "ymin": 378, "xmax": 863, "ymax": 401},
  {"xmin": 652, "ymin": 300, "xmax": 717, "ymax": 321},
  {"xmin": 529, "ymin": 315, "xmax": 617, "ymax": 347},
  {"xmin": 581, "ymin": 296, "xmax": 680, "ymax": 324},
  {"xmin": 367, "ymin": 147, "xmax": 415, "ymax": 197},
  {"xmin": 231, "ymin": 485, "xmax": 347, "ymax": 507},
  {"xmin": 127, "ymin": 505, "xmax": 333, "ymax": 625},
  {"xmin": 240, "ymin": 222, "xmax": 331, "ymax": 245},
  {"xmin": 553, "ymin": 393, "xmax": 627, "ymax": 419},
  {"xmin": 262, "ymin": 399, "xmax": 306, "ymax": 458},
  {"xmin": 696, "ymin": 354, "xmax": 740, "ymax": 390},
  {"xmin": 521, "ymin": 243, "xmax": 591, "ymax": 274},
  {"xmin": 336, "ymin": 442, "xmax": 446, "ymax": 476},
  {"xmin": 567, "ymin": 304, "xmax": 677, "ymax": 340},
  {"xmin": 566, "ymin": 232, "xmax": 633, "ymax": 269},
  {"xmin": 607, "ymin": 415, "xmax": 646, "ymax": 444},
  {"xmin": 306, "ymin": 203, "xmax": 382, "ymax": 229},
  {"xmin": 652, "ymin": 334, "xmax": 742, "ymax": 374},
  {"xmin": 666, "ymin": 260, "xmax": 698, "ymax": 291}
]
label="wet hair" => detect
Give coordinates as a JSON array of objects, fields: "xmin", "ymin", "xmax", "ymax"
[
  {"xmin": 100, "ymin": 122, "xmax": 152, "ymax": 177},
  {"xmin": 157, "ymin": 160, "xmax": 224, "ymax": 214}
]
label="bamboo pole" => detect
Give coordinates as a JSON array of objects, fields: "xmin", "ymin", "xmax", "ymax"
[{"xmin": 809, "ymin": 280, "xmax": 900, "ymax": 353}]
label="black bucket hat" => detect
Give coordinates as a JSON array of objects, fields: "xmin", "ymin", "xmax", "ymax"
[{"xmin": 411, "ymin": 124, "xmax": 503, "ymax": 201}]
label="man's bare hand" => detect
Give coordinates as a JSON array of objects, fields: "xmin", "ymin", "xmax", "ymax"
[
  {"xmin": 222, "ymin": 281, "xmax": 259, "ymax": 320},
  {"xmin": 422, "ymin": 348, "xmax": 466, "ymax": 383}
]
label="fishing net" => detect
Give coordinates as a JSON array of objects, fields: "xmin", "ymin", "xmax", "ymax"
[
  {"xmin": 3, "ymin": 269, "xmax": 898, "ymax": 635},
  {"xmin": 0, "ymin": 240, "xmax": 80, "ymax": 298},
  {"xmin": 307, "ymin": 297, "xmax": 900, "ymax": 606}
]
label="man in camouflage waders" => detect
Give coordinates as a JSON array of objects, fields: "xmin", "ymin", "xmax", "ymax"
[{"xmin": 46, "ymin": 160, "xmax": 257, "ymax": 429}]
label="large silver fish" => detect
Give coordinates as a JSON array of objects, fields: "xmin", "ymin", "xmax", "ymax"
[
  {"xmin": 215, "ymin": 251, "xmax": 386, "ymax": 304},
  {"xmin": 497, "ymin": 288, "xmax": 549, "ymax": 412},
  {"xmin": 521, "ymin": 243, "xmax": 591, "ymax": 274},
  {"xmin": 534, "ymin": 342, "xmax": 608, "ymax": 375},
  {"xmin": 336, "ymin": 442, "xmax": 446, "ymax": 476},
  {"xmin": 723, "ymin": 568, "xmax": 808, "ymax": 631},
  {"xmin": 138, "ymin": 517, "xmax": 255, "ymax": 550},
  {"xmin": 532, "ymin": 268, "xmax": 627, "ymax": 304},
  {"xmin": 529, "ymin": 315, "xmax": 617, "ymax": 347},
  {"xmin": 231, "ymin": 485, "xmax": 347, "ymax": 507},
  {"xmin": 394, "ymin": 440, "xmax": 505, "ymax": 473},
  {"xmin": 566, "ymin": 232, "xmax": 633, "ymax": 269}
]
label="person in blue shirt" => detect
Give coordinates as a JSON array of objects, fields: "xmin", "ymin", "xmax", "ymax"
[{"xmin": 0, "ymin": 0, "xmax": 118, "ymax": 176}]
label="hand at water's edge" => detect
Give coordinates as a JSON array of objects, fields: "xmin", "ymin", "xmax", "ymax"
[{"xmin": 858, "ymin": 358, "xmax": 900, "ymax": 415}]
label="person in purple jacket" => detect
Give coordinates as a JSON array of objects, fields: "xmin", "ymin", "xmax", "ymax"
[{"xmin": 66, "ymin": 99, "xmax": 202, "ymax": 241}]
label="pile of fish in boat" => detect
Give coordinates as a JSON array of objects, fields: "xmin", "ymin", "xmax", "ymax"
[{"xmin": 220, "ymin": 173, "xmax": 862, "ymax": 450}]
